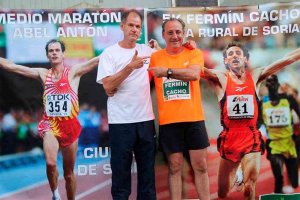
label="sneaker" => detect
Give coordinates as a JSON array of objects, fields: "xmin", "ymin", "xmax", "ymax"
[
  {"xmin": 283, "ymin": 185, "xmax": 294, "ymax": 194},
  {"xmin": 52, "ymin": 196, "xmax": 61, "ymax": 200}
]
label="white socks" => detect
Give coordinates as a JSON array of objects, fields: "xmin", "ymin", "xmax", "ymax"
[
  {"xmin": 235, "ymin": 166, "xmax": 243, "ymax": 185},
  {"xmin": 232, "ymin": 166, "xmax": 244, "ymax": 192},
  {"xmin": 52, "ymin": 188, "xmax": 61, "ymax": 200}
]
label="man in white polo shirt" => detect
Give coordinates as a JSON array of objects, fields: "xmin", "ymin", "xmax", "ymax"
[{"xmin": 96, "ymin": 9, "xmax": 156, "ymax": 200}]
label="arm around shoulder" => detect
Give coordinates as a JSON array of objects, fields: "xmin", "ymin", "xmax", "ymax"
[{"xmin": 201, "ymin": 68, "xmax": 223, "ymax": 87}]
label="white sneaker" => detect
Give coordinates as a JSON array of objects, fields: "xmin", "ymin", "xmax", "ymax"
[
  {"xmin": 52, "ymin": 188, "xmax": 61, "ymax": 200},
  {"xmin": 283, "ymin": 185, "xmax": 294, "ymax": 194}
]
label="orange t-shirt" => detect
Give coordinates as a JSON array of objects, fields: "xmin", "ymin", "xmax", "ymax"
[{"xmin": 149, "ymin": 48, "xmax": 205, "ymax": 125}]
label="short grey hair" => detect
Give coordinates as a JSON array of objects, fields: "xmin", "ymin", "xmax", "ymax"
[{"xmin": 162, "ymin": 18, "xmax": 185, "ymax": 32}]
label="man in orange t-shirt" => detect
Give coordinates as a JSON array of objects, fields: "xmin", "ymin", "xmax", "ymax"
[{"xmin": 148, "ymin": 18, "xmax": 210, "ymax": 200}]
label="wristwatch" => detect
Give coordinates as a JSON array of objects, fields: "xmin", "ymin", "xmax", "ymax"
[{"xmin": 167, "ymin": 68, "xmax": 173, "ymax": 79}]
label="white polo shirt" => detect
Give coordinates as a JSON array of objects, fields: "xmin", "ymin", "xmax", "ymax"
[{"xmin": 97, "ymin": 43, "xmax": 155, "ymax": 124}]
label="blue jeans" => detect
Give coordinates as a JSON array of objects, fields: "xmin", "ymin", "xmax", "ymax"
[{"xmin": 109, "ymin": 120, "xmax": 157, "ymax": 200}]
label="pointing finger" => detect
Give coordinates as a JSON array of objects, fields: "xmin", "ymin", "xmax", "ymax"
[
  {"xmin": 139, "ymin": 56, "xmax": 150, "ymax": 60},
  {"xmin": 132, "ymin": 50, "xmax": 138, "ymax": 59}
]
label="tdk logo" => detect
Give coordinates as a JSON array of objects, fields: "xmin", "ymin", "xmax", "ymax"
[
  {"xmin": 233, "ymin": 96, "xmax": 248, "ymax": 102},
  {"xmin": 47, "ymin": 94, "xmax": 70, "ymax": 101}
]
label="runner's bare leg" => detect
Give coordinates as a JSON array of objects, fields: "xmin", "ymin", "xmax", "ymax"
[
  {"xmin": 241, "ymin": 152, "xmax": 261, "ymax": 200},
  {"xmin": 61, "ymin": 139, "xmax": 78, "ymax": 200},
  {"xmin": 43, "ymin": 132, "xmax": 60, "ymax": 192},
  {"xmin": 218, "ymin": 158, "xmax": 240, "ymax": 198}
]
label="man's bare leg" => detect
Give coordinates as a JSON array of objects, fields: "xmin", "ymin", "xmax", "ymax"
[
  {"xmin": 241, "ymin": 152, "xmax": 261, "ymax": 200},
  {"xmin": 189, "ymin": 149, "xmax": 210, "ymax": 200},
  {"xmin": 182, "ymin": 157, "xmax": 193, "ymax": 199},
  {"xmin": 43, "ymin": 132, "xmax": 60, "ymax": 199},
  {"xmin": 167, "ymin": 152, "xmax": 184, "ymax": 200},
  {"xmin": 61, "ymin": 140, "xmax": 78, "ymax": 200},
  {"xmin": 218, "ymin": 158, "xmax": 240, "ymax": 198}
]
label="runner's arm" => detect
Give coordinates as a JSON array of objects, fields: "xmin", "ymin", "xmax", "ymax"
[
  {"xmin": 201, "ymin": 68, "xmax": 227, "ymax": 100},
  {"xmin": 72, "ymin": 55, "xmax": 100, "ymax": 77},
  {"xmin": 288, "ymin": 95, "xmax": 300, "ymax": 120},
  {"xmin": 256, "ymin": 48, "xmax": 300, "ymax": 84},
  {"xmin": 201, "ymin": 68, "xmax": 222, "ymax": 87},
  {"xmin": 0, "ymin": 57, "xmax": 42, "ymax": 80}
]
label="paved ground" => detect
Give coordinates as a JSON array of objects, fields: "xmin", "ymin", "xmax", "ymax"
[{"xmin": 2, "ymin": 140, "xmax": 300, "ymax": 200}]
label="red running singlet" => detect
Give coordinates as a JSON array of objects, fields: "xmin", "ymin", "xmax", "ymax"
[
  {"xmin": 217, "ymin": 72, "xmax": 264, "ymax": 162},
  {"xmin": 38, "ymin": 67, "xmax": 82, "ymax": 147}
]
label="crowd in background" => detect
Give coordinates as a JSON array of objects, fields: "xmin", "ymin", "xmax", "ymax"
[
  {"xmin": 0, "ymin": 109, "xmax": 41, "ymax": 155},
  {"xmin": 0, "ymin": 104, "xmax": 109, "ymax": 155},
  {"xmin": 78, "ymin": 103, "xmax": 109, "ymax": 149}
]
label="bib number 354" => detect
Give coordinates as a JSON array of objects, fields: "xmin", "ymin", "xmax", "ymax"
[{"xmin": 46, "ymin": 94, "xmax": 71, "ymax": 117}]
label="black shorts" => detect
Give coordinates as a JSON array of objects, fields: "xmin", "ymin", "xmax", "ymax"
[{"xmin": 159, "ymin": 121, "xmax": 210, "ymax": 155}]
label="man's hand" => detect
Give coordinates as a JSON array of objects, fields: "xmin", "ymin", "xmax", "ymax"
[
  {"xmin": 148, "ymin": 39, "xmax": 161, "ymax": 50},
  {"xmin": 148, "ymin": 67, "xmax": 167, "ymax": 78},
  {"xmin": 106, "ymin": 88, "xmax": 117, "ymax": 97},
  {"xmin": 183, "ymin": 39, "xmax": 197, "ymax": 50},
  {"xmin": 128, "ymin": 50, "xmax": 150, "ymax": 70},
  {"xmin": 101, "ymin": 50, "xmax": 150, "ymax": 95}
]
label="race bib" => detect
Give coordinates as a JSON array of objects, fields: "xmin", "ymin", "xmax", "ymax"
[
  {"xmin": 163, "ymin": 78, "xmax": 191, "ymax": 101},
  {"xmin": 45, "ymin": 94, "xmax": 71, "ymax": 117},
  {"xmin": 265, "ymin": 107, "xmax": 290, "ymax": 127},
  {"xmin": 227, "ymin": 95, "xmax": 254, "ymax": 119}
]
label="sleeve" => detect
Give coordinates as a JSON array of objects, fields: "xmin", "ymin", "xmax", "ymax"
[
  {"xmin": 148, "ymin": 53, "xmax": 155, "ymax": 81},
  {"xmin": 96, "ymin": 50, "xmax": 115, "ymax": 84}
]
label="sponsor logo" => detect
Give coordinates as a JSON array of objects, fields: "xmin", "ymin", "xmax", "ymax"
[
  {"xmin": 233, "ymin": 96, "xmax": 249, "ymax": 102},
  {"xmin": 47, "ymin": 94, "xmax": 70, "ymax": 101},
  {"xmin": 143, "ymin": 59, "xmax": 149, "ymax": 64},
  {"xmin": 60, "ymin": 83, "xmax": 67, "ymax": 87},
  {"xmin": 235, "ymin": 86, "xmax": 248, "ymax": 92}
]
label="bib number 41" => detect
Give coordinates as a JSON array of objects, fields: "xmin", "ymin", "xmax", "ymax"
[{"xmin": 227, "ymin": 95, "xmax": 254, "ymax": 119}]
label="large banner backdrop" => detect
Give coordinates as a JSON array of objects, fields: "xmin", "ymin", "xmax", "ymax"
[{"xmin": 0, "ymin": 3, "xmax": 300, "ymax": 200}]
